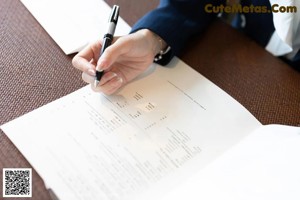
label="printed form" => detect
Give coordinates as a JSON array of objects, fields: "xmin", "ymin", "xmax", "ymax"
[{"xmin": 2, "ymin": 58, "xmax": 261, "ymax": 200}]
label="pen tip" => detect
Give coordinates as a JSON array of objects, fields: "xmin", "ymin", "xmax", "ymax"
[{"xmin": 94, "ymin": 80, "xmax": 99, "ymax": 88}]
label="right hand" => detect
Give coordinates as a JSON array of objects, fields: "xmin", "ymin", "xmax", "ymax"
[{"xmin": 72, "ymin": 29, "xmax": 165, "ymax": 95}]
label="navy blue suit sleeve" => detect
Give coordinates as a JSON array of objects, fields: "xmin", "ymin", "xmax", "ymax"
[{"xmin": 130, "ymin": 0, "xmax": 225, "ymax": 65}]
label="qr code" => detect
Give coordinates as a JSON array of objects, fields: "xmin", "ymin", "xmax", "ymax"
[{"xmin": 3, "ymin": 168, "xmax": 32, "ymax": 197}]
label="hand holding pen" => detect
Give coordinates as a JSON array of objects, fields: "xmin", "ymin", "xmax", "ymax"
[{"xmin": 72, "ymin": 6, "xmax": 165, "ymax": 95}]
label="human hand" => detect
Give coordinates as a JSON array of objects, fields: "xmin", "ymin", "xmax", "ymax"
[{"xmin": 72, "ymin": 29, "xmax": 165, "ymax": 95}]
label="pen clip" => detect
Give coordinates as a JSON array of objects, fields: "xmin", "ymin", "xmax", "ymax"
[{"xmin": 109, "ymin": 5, "xmax": 120, "ymax": 24}]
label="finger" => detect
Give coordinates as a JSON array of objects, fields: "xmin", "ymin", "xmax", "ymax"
[
  {"xmin": 93, "ymin": 75, "xmax": 124, "ymax": 95},
  {"xmin": 82, "ymin": 72, "xmax": 94, "ymax": 84},
  {"xmin": 82, "ymin": 71, "xmax": 123, "ymax": 93},
  {"xmin": 98, "ymin": 71, "xmax": 118, "ymax": 86},
  {"xmin": 96, "ymin": 37, "xmax": 130, "ymax": 71},
  {"xmin": 73, "ymin": 57, "xmax": 96, "ymax": 76},
  {"xmin": 72, "ymin": 40, "xmax": 102, "ymax": 75},
  {"xmin": 78, "ymin": 39, "xmax": 102, "ymax": 61}
]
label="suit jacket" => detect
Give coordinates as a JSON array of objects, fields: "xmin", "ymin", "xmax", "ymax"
[{"xmin": 130, "ymin": 0, "xmax": 299, "ymax": 69}]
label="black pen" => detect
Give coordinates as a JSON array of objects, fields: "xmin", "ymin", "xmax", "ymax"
[{"xmin": 94, "ymin": 5, "xmax": 120, "ymax": 87}]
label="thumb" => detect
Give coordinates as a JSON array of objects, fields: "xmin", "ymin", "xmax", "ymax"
[{"xmin": 96, "ymin": 37, "xmax": 129, "ymax": 71}]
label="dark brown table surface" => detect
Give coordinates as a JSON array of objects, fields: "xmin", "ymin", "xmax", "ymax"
[{"xmin": 0, "ymin": 0, "xmax": 299, "ymax": 199}]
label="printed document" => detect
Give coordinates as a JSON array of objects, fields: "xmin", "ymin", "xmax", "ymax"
[
  {"xmin": 161, "ymin": 124, "xmax": 300, "ymax": 200},
  {"xmin": 2, "ymin": 58, "xmax": 264, "ymax": 200}
]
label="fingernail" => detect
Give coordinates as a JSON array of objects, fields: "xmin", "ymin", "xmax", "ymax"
[
  {"xmin": 97, "ymin": 60, "xmax": 106, "ymax": 71},
  {"xmin": 110, "ymin": 76, "xmax": 123, "ymax": 87},
  {"xmin": 88, "ymin": 69, "xmax": 96, "ymax": 76},
  {"xmin": 97, "ymin": 72, "xmax": 117, "ymax": 87},
  {"xmin": 114, "ymin": 77, "xmax": 123, "ymax": 86},
  {"xmin": 106, "ymin": 72, "xmax": 118, "ymax": 81},
  {"xmin": 118, "ymin": 77, "xmax": 123, "ymax": 83}
]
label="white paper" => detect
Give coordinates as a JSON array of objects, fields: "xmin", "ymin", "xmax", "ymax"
[
  {"xmin": 1, "ymin": 58, "xmax": 261, "ymax": 200},
  {"xmin": 20, "ymin": 0, "xmax": 131, "ymax": 54},
  {"xmin": 161, "ymin": 124, "xmax": 300, "ymax": 200}
]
